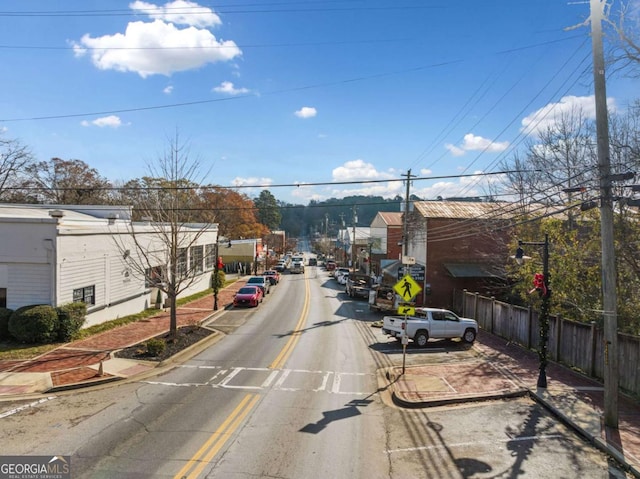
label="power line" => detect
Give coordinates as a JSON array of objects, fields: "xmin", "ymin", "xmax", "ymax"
[
  {"xmin": 0, "ymin": 59, "xmax": 463, "ymax": 122},
  {"xmin": 0, "ymin": 3, "xmax": 446, "ymax": 18},
  {"xmin": 2, "ymin": 169, "xmax": 528, "ymax": 192}
]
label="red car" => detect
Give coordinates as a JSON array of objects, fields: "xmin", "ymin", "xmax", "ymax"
[
  {"xmin": 264, "ymin": 270, "xmax": 280, "ymax": 285},
  {"xmin": 233, "ymin": 285, "xmax": 263, "ymax": 307}
]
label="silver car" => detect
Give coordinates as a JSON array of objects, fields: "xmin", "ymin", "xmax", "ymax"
[{"xmin": 246, "ymin": 276, "xmax": 271, "ymax": 295}]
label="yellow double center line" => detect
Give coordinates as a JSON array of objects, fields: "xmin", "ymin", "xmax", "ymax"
[
  {"xmin": 174, "ymin": 272, "xmax": 311, "ymax": 478},
  {"xmin": 269, "ymin": 272, "xmax": 310, "ymax": 370},
  {"xmin": 174, "ymin": 393, "xmax": 260, "ymax": 479}
]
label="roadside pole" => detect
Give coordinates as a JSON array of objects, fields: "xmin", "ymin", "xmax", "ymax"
[
  {"xmin": 401, "ymin": 316, "xmax": 408, "ymax": 375},
  {"xmin": 394, "ymin": 256, "xmax": 420, "ymax": 376}
]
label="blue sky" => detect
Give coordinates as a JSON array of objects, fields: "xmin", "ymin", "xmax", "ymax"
[{"xmin": 1, "ymin": 0, "xmax": 638, "ymax": 205}]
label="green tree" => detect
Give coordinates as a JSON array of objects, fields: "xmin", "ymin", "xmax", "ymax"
[
  {"xmin": 254, "ymin": 190, "xmax": 281, "ymax": 230},
  {"xmin": 509, "ymin": 217, "xmax": 603, "ymax": 325}
]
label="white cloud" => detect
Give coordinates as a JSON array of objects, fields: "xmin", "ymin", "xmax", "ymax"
[
  {"xmin": 231, "ymin": 177, "xmax": 273, "ymax": 199},
  {"xmin": 411, "ymin": 171, "xmax": 498, "ymax": 200},
  {"xmin": 294, "ymin": 107, "xmax": 317, "ymax": 119},
  {"xmin": 445, "ymin": 133, "xmax": 509, "ymax": 157},
  {"xmin": 324, "ymin": 160, "xmax": 401, "ymax": 198},
  {"xmin": 73, "ymin": 15, "xmax": 241, "ymax": 77},
  {"xmin": 419, "ymin": 168, "xmax": 432, "ymax": 175},
  {"xmin": 81, "ymin": 115, "xmax": 123, "ymax": 128},
  {"xmin": 213, "ymin": 81, "xmax": 250, "ymax": 95},
  {"xmin": 231, "ymin": 176, "xmax": 273, "ymax": 187},
  {"xmin": 129, "ymin": 0, "xmax": 222, "ymax": 28},
  {"xmin": 521, "ymin": 95, "xmax": 617, "ymax": 137},
  {"xmin": 163, "ymin": 85, "xmax": 174, "ymax": 94},
  {"xmin": 331, "ymin": 159, "xmax": 392, "ymax": 181},
  {"xmin": 444, "ymin": 144, "xmax": 466, "ymax": 157}
]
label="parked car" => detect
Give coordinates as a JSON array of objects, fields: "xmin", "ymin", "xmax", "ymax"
[
  {"xmin": 233, "ymin": 285, "xmax": 263, "ymax": 307},
  {"xmin": 264, "ymin": 270, "xmax": 280, "ymax": 285},
  {"xmin": 381, "ymin": 308, "xmax": 478, "ymax": 347},
  {"xmin": 325, "ymin": 261, "xmax": 336, "ymax": 272},
  {"xmin": 334, "ymin": 267, "xmax": 349, "ymax": 279},
  {"xmin": 246, "ymin": 276, "xmax": 271, "ymax": 295},
  {"xmin": 274, "ymin": 261, "xmax": 286, "ymax": 273},
  {"xmin": 337, "ymin": 271, "xmax": 349, "ymax": 285}
]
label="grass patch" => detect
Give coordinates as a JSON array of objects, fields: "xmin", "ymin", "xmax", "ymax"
[
  {"xmin": 0, "ymin": 280, "xmax": 236, "ymax": 361},
  {"xmin": 0, "ymin": 342, "xmax": 60, "ymax": 360}
]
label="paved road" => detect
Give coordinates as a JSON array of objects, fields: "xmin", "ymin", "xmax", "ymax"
[{"xmin": 0, "ymin": 266, "xmax": 630, "ymax": 478}]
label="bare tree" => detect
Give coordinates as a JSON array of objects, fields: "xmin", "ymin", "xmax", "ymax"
[
  {"xmin": 25, "ymin": 158, "xmax": 112, "ymax": 204},
  {"xmin": 501, "ymin": 107, "xmax": 599, "ymax": 218},
  {"xmin": 606, "ymin": 0, "xmax": 640, "ymax": 77},
  {"xmin": 0, "ymin": 135, "xmax": 37, "ymax": 202},
  {"xmin": 114, "ymin": 134, "xmax": 216, "ymax": 337}
]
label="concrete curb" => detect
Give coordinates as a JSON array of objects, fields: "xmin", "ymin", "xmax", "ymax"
[
  {"xmin": 46, "ymin": 375, "xmax": 122, "ymax": 393},
  {"xmin": 391, "ymin": 388, "xmax": 529, "ymax": 409}
]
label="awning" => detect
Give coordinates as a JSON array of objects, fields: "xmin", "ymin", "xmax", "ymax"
[{"xmin": 444, "ymin": 263, "xmax": 504, "ymax": 279}]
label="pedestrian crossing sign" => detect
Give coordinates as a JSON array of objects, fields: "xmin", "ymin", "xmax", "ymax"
[{"xmin": 393, "ymin": 274, "xmax": 422, "ymax": 301}]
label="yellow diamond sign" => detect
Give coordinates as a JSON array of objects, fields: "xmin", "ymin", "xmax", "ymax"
[
  {"xmin": 393, "ymin": 274, "xmax": 422, "ymax": 302},
  {"xmin": 397, "ymin": 305, "xmax": 415, "ymax": 316}
]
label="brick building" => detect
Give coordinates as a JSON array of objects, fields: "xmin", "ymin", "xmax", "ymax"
[{"xmin": 407, "ymin": 201, "xmax": 516, "ymax": 310}]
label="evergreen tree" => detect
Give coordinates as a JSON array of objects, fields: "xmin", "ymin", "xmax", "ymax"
[{"xmin": 254, "ymin": 190, "xmax": 281, "ymax": 230}]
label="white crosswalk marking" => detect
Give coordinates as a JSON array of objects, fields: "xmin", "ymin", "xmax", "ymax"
[{"xmin": 141, "ymin": 365, "xmax": 374, "ymax": 395}]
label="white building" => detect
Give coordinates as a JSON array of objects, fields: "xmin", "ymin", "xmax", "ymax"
[{"xmin": 0, "ymin": 204, "xmax": 219, "ymax": 328}]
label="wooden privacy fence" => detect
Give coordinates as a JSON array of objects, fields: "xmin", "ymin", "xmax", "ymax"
[{"xmin": 455, "ymin": 290, "xmax": 640, "ymax": 398}]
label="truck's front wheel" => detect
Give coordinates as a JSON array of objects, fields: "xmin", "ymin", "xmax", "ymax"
[
  {"xmin": 413, "ymin": 330, "xmax": 429, "ymax": 348},
  {"xmin": 463, "ymin": 328, "xmax": 476, "ymax": 343}
]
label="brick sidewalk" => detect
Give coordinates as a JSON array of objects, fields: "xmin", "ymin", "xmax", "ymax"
[{"xmin": 0, "ymin": 279, "xmax": 248, "ymax": 387}]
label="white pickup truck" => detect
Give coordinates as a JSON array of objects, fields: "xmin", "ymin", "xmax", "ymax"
[{"xmin": 381, "ymin": 308, "xmax": 478, "ymax": 347}]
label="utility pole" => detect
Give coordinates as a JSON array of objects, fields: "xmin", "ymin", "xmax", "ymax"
[
  {"xmin": 590, "ymin": 0, "xmax": 618, "ymax": 428},
  {"xmin": 339, "ymin": 213, "xmax": 346, "ymax": 265},
  {"xmin": 401, "ymin": 169, "xmax": 416, "ymax": 258},
  {"xmin": 351, "ymin": 205, "xmax": 357, "ymax": 270}
]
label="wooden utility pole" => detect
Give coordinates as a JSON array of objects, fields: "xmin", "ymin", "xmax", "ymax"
[
  {"xmin": 590, "ymin": 0, "xmax": 618, "ymax": 428},
  {"xmin": 351, "ymin": 205, "xmax": 357, "ymax": 270},
  {"xmin": 401, "ymin": 169, "xmax": 416, "ymax": 258}
]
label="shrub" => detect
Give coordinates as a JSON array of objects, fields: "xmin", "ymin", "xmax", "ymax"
[
  {"xmin": 0, "ymin": 307, "xmax": 14, "ymax": 340},
  {"xmin": 8, "ymin": 305, "xmax": 59, "ymax": 344},
  {"xmin": 211, "ymin": 270, "xmax": 226, "ymax": 291},
  {"xmin": 56, "ymin": 303, "xmax": 87, "ymax": 342},
  {"xmin": 145, "ymin": 338, "xmax": 166, "ymax": 357}
]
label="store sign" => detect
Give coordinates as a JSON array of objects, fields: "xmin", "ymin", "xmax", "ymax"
[{"xmin": 398, "ymin": 264, "xmax": 425, "ymax": 282}]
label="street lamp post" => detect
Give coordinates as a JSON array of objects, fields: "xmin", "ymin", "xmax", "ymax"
[{"xmin": 515, "ymin": 233, "xmax": 550, "ymax": 389}]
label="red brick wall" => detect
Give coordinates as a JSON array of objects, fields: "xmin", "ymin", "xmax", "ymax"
[
  {"xmin": 424, "ymin": 218, "xmax": 510, "ymax": 310},
  {"xmin": 387, "ymin": 226, "xmax": 403, "ymax": 260}
]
